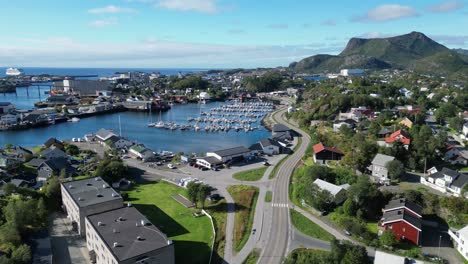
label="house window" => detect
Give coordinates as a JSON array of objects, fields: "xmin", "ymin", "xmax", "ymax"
[{"xmin": 402, "ymin": 228, "xmax": 405, "ymax": 232}]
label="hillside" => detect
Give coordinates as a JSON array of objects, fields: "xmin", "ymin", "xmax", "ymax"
[{"xmin": 290, "ymin": 32, "xmax": 468, "ymax": 78}]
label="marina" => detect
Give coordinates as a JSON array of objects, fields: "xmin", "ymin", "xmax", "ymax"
[{"xmin": 0, "ymin": 101, "xmax": 273, "ymax": 154}]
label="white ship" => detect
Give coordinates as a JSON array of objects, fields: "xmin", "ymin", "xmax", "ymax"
[{"xmin": 5, "ymin": 67, "xmax": 23, "ymax": 76}]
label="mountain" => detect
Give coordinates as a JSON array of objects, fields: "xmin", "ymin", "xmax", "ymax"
[
  {"xmin": 290, "ymin": 32, "xmax": 468, "ymax": 78},
  {"xmin": 454, "ymin": 48, "xmax": 468, "ymax": 63}
]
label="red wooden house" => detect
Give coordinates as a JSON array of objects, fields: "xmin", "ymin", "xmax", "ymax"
[
  {"xmin": 385, "ymin": 130, "xmax": 411, "ymax": 146},
  {"xmin": 379, "ymin": 198, "xmax": 422, "ymax": 245}
]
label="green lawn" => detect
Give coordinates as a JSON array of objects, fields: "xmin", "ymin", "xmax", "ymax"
[
  {"xmin": 233, "ymin": 167, "xmax": 267, "ymax": 181},
  {"xmin": 242, "ymin": 249, "xmax": 260, "ymax": 264},
  {"xmin": 126, "ymin": 181, "xmax": 214, "ymax": 264},
  {"xmin": 205, "ymin": 200, "xmax": 228, "ymax": 263},
  {"xmin": 227, "ymin": 185, "xmax": 259, "ymax": 252},
  {"xmin": 290, "ymin": 209, "xmax": 334, "ymax": 241},
  {"xmin": 366, "ymin": 221, "xmax": 379, "ymax": 235},
  {"xmin": 265, "ymin": 191, "xmax": 272, "ymax": 202},
  {"xmin": 73, "ymin": 175, "xmax": 91, "ymax": 181}
]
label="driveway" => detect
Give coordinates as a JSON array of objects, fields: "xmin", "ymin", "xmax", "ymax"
[
  {"xmin": 50, "ymin": 212, "xmax": 90, "ymax": 264},
  {"xmin": 421, "ymin": 227, "xmax": 463, "ymax": 264}
]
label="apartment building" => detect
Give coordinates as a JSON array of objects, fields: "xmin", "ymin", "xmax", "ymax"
[
  {"xmin": 85, "ymin": 206, "xmax": 174, "ymax": 264},
  {"xmin": 61, "ymin": 177, "xmax": 124, "ymax": 235}
]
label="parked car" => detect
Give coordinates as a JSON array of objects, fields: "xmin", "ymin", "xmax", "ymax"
[{"xmin": 167, "ymin": 164, "xmax": 176, "ymax": 169}]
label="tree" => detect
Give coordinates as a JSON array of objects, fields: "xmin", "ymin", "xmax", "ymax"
[
  {"xmin": 187, "ymin": 182, "xmax": 201, "ymax": 207},
  {"xmin": 65, "ymin": 144, "xmax": 79, "ymax": 156},
  {"xmin": 385, "ymin": 160, "xmax": 404, "ymax": 180},
  {"xmin": 5, "ymin": 143, "xmax": 12, "ymax": 150},
  {"xmin": 59, "ymin": 168, "xmax": 67, "ymax": 179},
  {"xmin": 2, "ymin": 182, "xmax": 16, "ymax": 196},
  {"xmin": 347, "ymin": 177, "xmax": 385, "ymax": 220},
  {"xmin": 380, "ymin": 230, "xmax": 397, "ymax": 247},
  {"xmin": 197, "ymin": 184, "xmax": 211, "ymax": 209},
  {"xmin": 0, "ymin": 223, "xmax": 21, "ymax": 249},
  {"xmin": 448, "ymin": 116, "xmax": 464, "ymax": 132},
  {"xmin": 11, "ymin": 244, "xmax": 31, "ymax": 264}
]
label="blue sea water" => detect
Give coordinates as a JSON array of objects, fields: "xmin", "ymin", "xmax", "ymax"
[{"xmin": 0, "ymin": 68, "xmax": 271, "ymax": 153}]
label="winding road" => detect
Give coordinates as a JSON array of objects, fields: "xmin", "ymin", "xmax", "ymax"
[{"xmin": 258, "ymin": 108, "xmax": 311, "ymax": 264}]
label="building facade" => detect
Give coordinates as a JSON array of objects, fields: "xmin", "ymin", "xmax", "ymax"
[{"xmin": 449, "ymin": 225, "xmax": 468, "ymax": 261}]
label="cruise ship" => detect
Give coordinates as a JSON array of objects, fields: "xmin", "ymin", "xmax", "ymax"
[{"xmin": 5, "ymin": 67, "xmax": 23, "ymax": 76}]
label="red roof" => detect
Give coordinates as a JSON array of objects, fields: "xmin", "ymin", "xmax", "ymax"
[
  {"xmin": 385, "ymin": 130, "xmax": 411, "ymax": 145},
  {"xmin": 313, "ymin": 142, "xmax": 344, "ymax": 155}
]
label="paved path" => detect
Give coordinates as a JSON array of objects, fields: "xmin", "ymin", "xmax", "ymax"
[{"xmin": 49, "ymin": 213, "xmax": 90, "ymax": 264}]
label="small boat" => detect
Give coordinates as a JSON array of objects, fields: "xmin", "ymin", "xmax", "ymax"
[{"xmin": 67, "ymin": 117, "xmax": 80, "ymax": 122}]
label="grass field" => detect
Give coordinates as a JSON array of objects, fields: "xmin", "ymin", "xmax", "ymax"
[
  {"xmin": 233, "ymin": 167, "xmax": 267, "ymax": 181},
  {"xmin": 227, "ymin": 185, "xmax": 259, "ymax": 252},
  {"xmin": 242, "ymin": 249, "xmax": 260, "ymax": 264},
  {"xmin": 290, "ymin": 209, "xmax": 334, "ymax": 241},
  {"xmin": 265, "ymin": 191, "xmax": 272, "ymax": 202},
  {"xmin": 126, "ymin": 181, "xmax": 213, "ymax": 264},
  {"xmin": 205, "ymin": 200, "xmax": 228, "ymax": 263},
  {"xmin": 366, "ymin": 221, "xmax": 379, "ymax": 235}
]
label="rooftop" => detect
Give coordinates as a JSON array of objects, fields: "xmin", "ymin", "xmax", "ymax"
[
  {"xmin": 312, "ymin": 142, "xmax": 344, "ymax": 155},
  {"xmin": 86, "ymin": 206, "xmax": 171, "ymax": 262},
  {"xmin": 313, "ymin": 179, "xmax": 346, "ymax": 196},
  {"xmin": 371, "ymin": 154, "xmax": 395, "ymax": 167},
  {"xmin": 384, "ymin": 198, "xmax": 422, "ymax": 217},
  {"xmin": 381, "ymin": 209, "xmax": 422, "ymax": 231},
  {"xmin": 211, "ymin": 146, "xmax": 251, "ymax": 157},
  {"xmin": 61, "ymin": 177, "xmax": 123, "ymax": 208},
  {"xmin": 272, "ymin": 124, "xmax": 290, "ymax": 133}
]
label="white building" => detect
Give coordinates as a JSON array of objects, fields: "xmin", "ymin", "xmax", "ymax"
[
  {"xmin": 420, "ymin": 167, "xmax": 468, "ymax": 197},
  {"xmin": 449, "ymin": 225, "xmax": 468, "ymax": 261},
  {"xmin": 340, "ymin": 69, "xmax": 364, "ymax": 77},
  {"xmin": 463, "ymin": 123, "xmax": 468, "ymax": 137},
  {"xmin": 0, "ymin": 102, "xmax": 15, "ymax": 114},
  {"xmin": 373, "ymin": 250, "xmax": 424, "ymax": 264},
  {"xmin": 1, "ymin": 113, "xmax": 18, "ymax": 124},
  {"xmin": 368, "ymin": 154, "xmax": 395, "ymax": 184},
  {"xmin": 198, "ymin": 92, "xmax": 211, "ymax": 100}
]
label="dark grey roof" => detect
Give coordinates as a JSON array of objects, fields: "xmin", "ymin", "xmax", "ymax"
[
  {"xmin": 65, "ymin": 80, "xmax": 112, "ymax": 96},
  {"xmin": 39, "ymin": 147, "xmax": 67, "ymax": 159},
  {"xmin": 272, "ymin": 124, "xmax": 290, "ymax": 133},
  {"xmin": 259, "ymin": 138, "xmax": 281, "ymax": 148},
  {"xmin": 249, "ymin": 143, "xmax": 263, "ymax": 151},
  {"xmin": 378, "ymin": 128, "xmax": 392, "ymax": 135},
  {"xmin": 430, "ymin": 167, "xmax": 468, "ymax": 188},
  {"xmin": 272, "ymin": 131, "xmax": 292, "ymax": 141},
  {"xmin": 41, "ymin": 157, "xmax": 73, "ymax": 172},
  {"xmin": 441, "ymin": 167, "xmax": 460, "ymax": 178},
  {"xmin": 384, "ymin": 198, "xmax": 422, "ymax": 216},
  {"xmin": 451, "ymin": 172, "xmax": 468, "ymax": 188},
  {"xmin": 61, "ymin": 177, "xmax": 123, "ymax": 208},
  {"xmin": 334, "ymin": 119, "xmax": 357, "ymax": 125},
  {"xmin": 43, "ymin": 138, "xmax": 62, "ymax": 148},
  {"xmin": 86, "ymin": 206, "xmax": 171, "ymax": 262},
  {"xmin": 27, "ymin": 158, "xmax": 45, "ymax": 168},
  {"xmin": 382, "ymin": 209, "xmax": 421, "ymax": 230},
  {"xmin": 197, "ymin": 156, "xmax": 223, "ymax": 165},
  {"xmin": 11, "ymin": 179, "xmax": 29, "ymax": 188},
  {"xmin": 212, "ymin": 146, "xmax": 251, "ymax": 157}
]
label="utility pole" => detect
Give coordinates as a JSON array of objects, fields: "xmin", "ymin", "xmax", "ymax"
[{"xmin": 438, "ymin": 235, "xmax": 442, "ymax": 258}]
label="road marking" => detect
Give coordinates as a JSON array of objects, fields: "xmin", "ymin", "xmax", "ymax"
[{"xmin": 272, "ymin": 203, "xmax": 290, "ymax": 208}]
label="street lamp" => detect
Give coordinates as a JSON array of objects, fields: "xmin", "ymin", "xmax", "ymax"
[{"xmin": 438, "ymin": 234, "xmax": 442, "ymax": 258}]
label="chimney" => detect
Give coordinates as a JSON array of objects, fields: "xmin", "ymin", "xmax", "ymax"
[
  {"xmin": 69, "ymin": 184, "xmax": 73, "ymax": 189},
  {"xmin": 136, "ymin": 222, "xmax": 139, "ymax": 227},
  {"xmin": 98, "ymin": 221, "xmax": 103, "ymax": 226},
  {"xmin": 113, "ymin": 242, "xmax": 118, "ymax": 248},
  {"xmin": 95, "ymin": 177, "xmax": 100, "ymax": 181},
  {"xmin": 78, "ymin": 197, "xmax": 83, "ymax": 201},
  {"xmin": 113, "ymin": 229, "xmax": 117, "ymax": 233},
  {"xmin": 136, "ymin": 236, "xmax": 142, "ymax": 241},
  {"xmin": 141, "ymin": 220, "xmax": 146, "ymax": 226},
  {"xmin": 112, "ymin": 193, "xmax": 118, "ymax": 197},
  {"xmin": 167, "ymin": 240, "xmax": 172, "ymax": 245},
  {"xmin": 118, "ymin": 217, "xmax": 123, "ymax": 221},
  {"xmin": 127, "ymin": 202, "xmax": 132, "ymax": 207}
]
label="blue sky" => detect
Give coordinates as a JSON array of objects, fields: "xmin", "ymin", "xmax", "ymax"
[{"xmin": 0, "ymin": 0, "xmax": 467, "ymax": 68}]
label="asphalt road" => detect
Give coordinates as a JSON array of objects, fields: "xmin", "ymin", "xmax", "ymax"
[{"xmin": 258, "ymin": 108, "xmax": 311, "ymax": 264}]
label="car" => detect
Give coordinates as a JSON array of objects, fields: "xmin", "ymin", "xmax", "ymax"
[
  {"xmin": 72, "ymin": 138, "xmax": 78, "ymax": 142},
  {"xmin": 263, "ymin": 161, "xmax": 270, "ymax": 166},
  {"xmin": 167, "ymin": 164, "xmax": 176, "ymax": 169},
  {"xmin": 209, "ymin": 193, "xmax": 222, "ymax": 201},
  {"xmin": 344, "ymin": 230, "xmax": 351, "ymax": 236},
  {"xmin": 252, "ymin": 228, "xmax": 256, "ymax": 235}
]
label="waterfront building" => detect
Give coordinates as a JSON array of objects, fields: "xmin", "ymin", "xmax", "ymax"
[
  {"xmin": 258, "ymin": 138, "xmax": 282, "ymax": 155},
  {"xmin": 0, "ymin": 102, "xmax": 15, "ymax": 114},
  {"xmin": 196, "ymin": 156, "xmax": 224, "ymax": 169},
  {"xmin": 55, "ymin": 80, "xmax": 112, "ymax": 97},
  {"xmin": 85, "ymin": 206, "xmax": 174, "ymax": 264},
  {"xmin": 128, "ymin": 145, "xmax": 155, "ymax": 161},
  {"xmin": 206, "ymin": 146, "xmax": 252, "ymax": 163},
  {"xmin": 61, "ymin": 177, "xmax": 124, "ymax": 235}
]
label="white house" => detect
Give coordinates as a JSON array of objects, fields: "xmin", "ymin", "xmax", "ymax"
[
  {"xmin": 313, "ymin": 179, "xmax": 349, "ymax": 204},
  {"xmin": 420, "ymin": 167, "xmax": 468, "ymax": 197},
  {"xmin": 128, "ymin": 145, "xmax": 154, "ymax": 161},
  {"xmin": 198, "ymin": 92, "xmax": 211, "ymax": 100},
  {"xmin": 0, "ymin": 102, "xmax": 15, "ymax": 114},
  {"xmin": 463, "ymin": 123, "xmax": 468, "ymax": 137},
  {"xmin": 1, "ymin": 113, "xmax": 18, "ymax": 124},
  {"xmin": 449, "ymin": 225, "xmax": 468, "ymax": 261},
  {"xmin": 259, "ymin": 138, "xmax": 281, "ymax": 155},
  {"xmin": 368, "ymin": 154, "xmax": 395, "ymax": 184},
  {"xmin": 206, "ymin": 146, "xmax": 252, "ymax": 163},
  {"xmin": 445, "ymin": 147, "xmax": 468, "ymax": 165}
]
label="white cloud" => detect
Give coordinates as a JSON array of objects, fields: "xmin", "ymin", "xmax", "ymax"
[
  {"xmin": 89, "ymin": 18, "xmax": 118, "ymax": 28},
  {"xmin": 88, "ymin": 5, "xmax": 137, "ymax": 14},
  {"xmin": 427, "ymin": 1, "xmax": 465, "ymax": 13},
  {"xmin": 430, "ymin": 34, "xmax": 468, "ymax": 45},
  {"xmin": 154, "ymin": 0, "xmax": 218, "ymax": 14},
  {"xmin": 0, "ymin": 37, "xmax": 343, "ymax": 68},
  {"xmin": 352, "ymin": 5, "xmax": 419, "ymax": 22}
]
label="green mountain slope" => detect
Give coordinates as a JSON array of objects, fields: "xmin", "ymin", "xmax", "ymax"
[{"xmin": 290, "ymin": 32, "xmax": 468, "ymax": 78}]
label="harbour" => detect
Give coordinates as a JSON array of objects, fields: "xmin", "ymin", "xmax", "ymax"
[{"xmin": 0, "ymin": 100, "xmax": 272, "ymax": 153}]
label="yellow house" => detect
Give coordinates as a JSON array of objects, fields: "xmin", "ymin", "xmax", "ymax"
[{"xmin": 399, "ymin": 117, "xmax": 413, "ymax": 128}]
